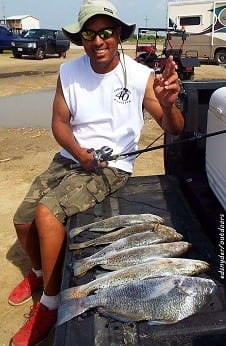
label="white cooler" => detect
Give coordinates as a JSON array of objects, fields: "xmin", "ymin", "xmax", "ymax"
[{"xmin": 206, "ymin": 87, "xmax": 226, "ymax": 211}]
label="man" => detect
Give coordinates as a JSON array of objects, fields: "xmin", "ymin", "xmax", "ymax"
[{"xmin": 9, "ymin": 0, "xmax": 184, "ymax": 345}]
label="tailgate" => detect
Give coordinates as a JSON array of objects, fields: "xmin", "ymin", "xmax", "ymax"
[{"xmin": 54, "ymin": 175, "xmax": 226, "ymax": 345}]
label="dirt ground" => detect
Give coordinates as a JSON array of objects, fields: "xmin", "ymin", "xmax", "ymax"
[{"xmin": 0, "ymin": 48, "xmax": 226, "ymax": 345}]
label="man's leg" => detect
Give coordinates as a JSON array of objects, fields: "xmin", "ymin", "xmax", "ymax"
[
  {"xmin": 8, "ymin": 222, "xmax": 43, "ymax": 306},
  {"xmin": 35, "ymin": 203, "xmax": 67, "ymax": 296},
  {"xmin": 15, "ymin": 222, "xmax": 42, "ymax": 270},
  {"xmin": 11, "ymin": 206, "xmax": 66, "ymax": 346}
]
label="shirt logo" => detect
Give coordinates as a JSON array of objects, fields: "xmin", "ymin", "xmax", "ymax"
[
  {"xmin": 114, "ymin": 88, "xmax": 131, "ymax": 104},
  {"xmin": 104, "ymin": 8, "xmax": 114, "ymax": 15}
]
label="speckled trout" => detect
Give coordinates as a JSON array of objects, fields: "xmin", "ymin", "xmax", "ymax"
[
  {"xmin": 73, "ymin": 241, "xmax": 191, "ymax": 276},
  {"xmin": 83, "ymin": 230, "xmax": 183, "ymax": 259},
  {"xmin": 69, "ymin": 223, "xmax": 179, "ymax": 250},
  {"xmin": 61, "ymin": 258, "xmax": 209, "ymax": 299},
  {"xmin": 57, "ymin": 275, "xmax": 216, "ymax": 326},
  {"xmin": 69, "ymin": 213, "xmax": 165, "ymax": 239}
]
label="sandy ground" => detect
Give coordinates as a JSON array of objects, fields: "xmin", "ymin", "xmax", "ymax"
[{"xmin": 0, "ymin": 47, "xmax": 226, "ymax": 345}]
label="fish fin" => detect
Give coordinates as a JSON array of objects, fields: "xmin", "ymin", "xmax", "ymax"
[
  {"xmin": 100, "ymin": 264, "xmax": 120, "ymax": 271},
  {"xmin": 88, "ymin": 227, "xmax": 117, "ymax": 232},
  {"xmin": 97, "ymin": 308, "xmax": 133, "ymax": 323},
  {"xmin": 147, "ymin": 319, "xmax": 178, "ymax": 325},
  {"xmin": 57, "ymin": 298, "xmax": 86, "ymax": 326},
  {"xmin": 95, "ymin": 271, "xmax": 111, "ymax": 279},
  {"xmin": 145, "ymin": 276, "xmax": 176, "ymax": 299}
]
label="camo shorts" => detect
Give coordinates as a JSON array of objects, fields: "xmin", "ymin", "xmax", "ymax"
[{"xmin": 13, "ymin": 152, "xmax": 130, "ymax": 225}]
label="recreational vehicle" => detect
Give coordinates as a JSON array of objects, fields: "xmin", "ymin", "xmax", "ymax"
[{"xmin": 168, "ymin": 0, "xmax": 226, "ymax": 64}]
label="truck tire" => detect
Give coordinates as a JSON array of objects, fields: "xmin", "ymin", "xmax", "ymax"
[
  {"xmin": 214, "ymin": 49, "xmax": 226, "ymax": 65},
  {"xmin": 13, "ymin": 52, "xmax": 22, "ymax": 58},
  {"xmin": 178, "ymin": 71, "xmax": 194, "ymax": 81},
  {"xmin": 58, "ymin": 51, "xmax": 66, "ymax": 58},
  {"xmin": 35, "ymin": 47, "xmax": 45, "ymax": 60}
]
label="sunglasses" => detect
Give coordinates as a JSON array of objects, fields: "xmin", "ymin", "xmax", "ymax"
[{"xmin": 80, "ymin": 27, "xmax": 116, "ymax": 41}]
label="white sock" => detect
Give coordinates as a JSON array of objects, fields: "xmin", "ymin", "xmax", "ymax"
[
  {"xmin": 40, "ymin": 292, "xmax": 60, "ymax": 310},
  {"xmin": 32, "ymin": 268, "xmax": 43, "ymax": 278}
]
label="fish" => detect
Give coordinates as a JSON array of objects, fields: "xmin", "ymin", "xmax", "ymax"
[
  {"xmin": 73, "ymin": 241, "xmax": 191, "ymax": 276},
  {"xmin": 69, "ymin": 223, "xmax": 179, "ymax": 250},
  {"xmin": 84, "ymin": 230, "xmax": 183, "ymax": 259},
  {"xmin": 57, "ymin": 275, "xmax": 216, "ymax": 326},
  {"xmin": 61, "ymin": 258, "xmax": 210, "ymax": 299},
  {"xmin": 69, "ymin": 213, "xmax": 165, "ymax": 239}
]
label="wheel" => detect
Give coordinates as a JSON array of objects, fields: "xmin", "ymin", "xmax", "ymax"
[
  {"xmin": 13, "ymin": 51, "xmax": 22, "ymax": 58},
  {"xmin": 58, "ymin": 51, "xmax": 66, "ymax": 58},
  {"xmin": 178, "ymin": 71, "xmax": 194, "ymax": 81},
  {"xmin": 35, "ymin": 47, "xmax": 45, "ymax": 60},
  {"xmin": 214, "ymin": 49, "xmax": 226, "ymax": 65},
  {"xmin": 186, "ymin": 72, "xmax": 194, "ymax": 81}
]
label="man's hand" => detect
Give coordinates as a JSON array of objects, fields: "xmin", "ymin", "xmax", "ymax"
[
  {"xmin": 77, "ymin": 148, "xmax": 108, "ymax": 172},
  {"xmin": 153, "ymin": 55, "xmax": 181, "ymax": 108}
]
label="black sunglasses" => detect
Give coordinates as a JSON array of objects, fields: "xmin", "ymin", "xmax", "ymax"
[{"xmin": 80, "ymin": 27, "xmax": 116, "ymax": 41}]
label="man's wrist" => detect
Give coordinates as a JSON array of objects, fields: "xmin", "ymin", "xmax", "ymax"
[{"xmin": 160, "ymin": 102, "xmax": 178, "ymax": 112}]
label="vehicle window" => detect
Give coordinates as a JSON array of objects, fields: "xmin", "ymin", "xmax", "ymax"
[
  {"xmin": 23, "ymin": 30, "xmax": 40, "ymax": 38},
  {"xmin": 47, "ymin": 31, "xmax": 55, "ymax": 39},
  {"xmin": 57, "ymin": 31, "xmax": 67, "ymax": 40},
  {"xmin": 23, "ymin": 30, "xmax": 48, "ymax": 39},
  {"xmin": 179, "ymin": 16, "xmax": 201, "ymax": 26}
]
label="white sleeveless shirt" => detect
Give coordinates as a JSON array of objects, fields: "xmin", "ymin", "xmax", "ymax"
[{"xmin": 59, "ymin": 53, "xmax": 152, "ymax": 173}]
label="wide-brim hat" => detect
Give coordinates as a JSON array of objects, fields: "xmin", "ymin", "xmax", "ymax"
[{"xmin": 62, "ymin": 0, "xmax": 136, "ymax": 46}]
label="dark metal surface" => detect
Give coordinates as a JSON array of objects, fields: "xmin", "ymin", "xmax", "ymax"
[
  {"xmin": 54, "ymin": 175, "xmax": 226, "ymax": 346},
  {"xmin": 164, "ymin": 80, "xmax": 226, "ymax": 246}
]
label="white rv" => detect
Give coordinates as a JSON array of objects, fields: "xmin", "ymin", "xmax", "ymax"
[{"xmin": 168, "ymin": 0, "xmax": 226, "ymax": 64}]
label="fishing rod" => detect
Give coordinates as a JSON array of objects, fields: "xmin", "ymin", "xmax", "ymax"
[{"xmin": 92, "ymin": 130, "xmax": 226, "ymax": 163}]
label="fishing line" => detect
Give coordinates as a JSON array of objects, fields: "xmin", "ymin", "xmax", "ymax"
[
  {"xmin": 136, "ymin": 132, "xmax": 164, "ymax": 158},
  {"xmin": 117, "ymin": 37, "xmax": 165, "ymax": 158},
  {"xmin": 118, "ymin": 38, "xmax": 127, "ymax": 90}
]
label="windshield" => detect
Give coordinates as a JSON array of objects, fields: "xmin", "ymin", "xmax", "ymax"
[{"xmin": 23, "ymin": 30, "xmax": 45, "ymax": 39}]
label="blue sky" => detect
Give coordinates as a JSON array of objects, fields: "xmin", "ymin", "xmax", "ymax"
[{"xmin": 1, "ymin": 0, "xmax": 169, "ymax": 31}]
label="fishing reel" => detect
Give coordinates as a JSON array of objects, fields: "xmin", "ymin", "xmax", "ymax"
[{"xmin": 87, "ymin": 146, "xmax": 113, "ymax": 162}]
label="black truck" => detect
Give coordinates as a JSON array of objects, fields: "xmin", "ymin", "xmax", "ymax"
[
  {"xmin": 55, "ymin": 80, "xmax": 226, "ymax": 345},
  {"xmin": 11, "ymin": 28, "xmax": 70, "ymax": 60}
]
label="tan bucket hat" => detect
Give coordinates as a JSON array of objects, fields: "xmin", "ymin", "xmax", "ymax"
[{"xmin": 62, "ymin": 0, "xmax": 136, "ymax": 46}]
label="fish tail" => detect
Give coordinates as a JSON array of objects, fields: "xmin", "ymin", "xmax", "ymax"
[
  {"xmin": 61, "ymin": 286, "xmax": 87, "ymax": 301},
  {"xmin": 73, "ymin": 258, "xmax": 93, "ymax": 277},
  {"xmin": 69, "ymin": 227, "xmax": 84, "ymax": 239},
  {"xmin": 57, "ymin": 297, "xmax": 87, "ymax": 326},
  {"xmin": 69, "ymin": 241, "xmax": 89, "ymax": 250}
]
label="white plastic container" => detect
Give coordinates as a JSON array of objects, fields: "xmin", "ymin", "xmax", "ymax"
[{"xmin": 206, "ymin": 87, "xmax": 226, "ymax": 211}]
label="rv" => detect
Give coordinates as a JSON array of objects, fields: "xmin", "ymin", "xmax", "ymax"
[{"xmin": 168, "ymin": 0, "xmax": 226, "ymax": 64}]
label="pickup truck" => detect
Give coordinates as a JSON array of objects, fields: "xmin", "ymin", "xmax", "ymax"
[
  {"xmin": 55, "ymin": 80, "xmax": 226, "ymax": 345},
  {"xmin": 11, "ymin": 28, "xmax": 70, "ymax": 60},
  {"xmin": 0, "ymin": 26, "xmax": 20, "ymax": 53}
]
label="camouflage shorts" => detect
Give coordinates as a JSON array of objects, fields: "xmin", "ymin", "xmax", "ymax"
[{"xmin": 13, "ymin": 153, "xmax": 130, "ymax": 225}]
